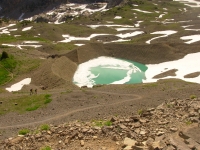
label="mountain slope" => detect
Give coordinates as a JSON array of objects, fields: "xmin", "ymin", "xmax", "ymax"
[{"xmin": 0, "ymin": 0, "xmax": 123, "ymax": 19}]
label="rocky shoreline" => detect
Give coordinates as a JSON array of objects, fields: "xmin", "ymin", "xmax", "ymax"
[{"xmin": 1, "ymin": 96, "xmax": 199, "ymax": 150}]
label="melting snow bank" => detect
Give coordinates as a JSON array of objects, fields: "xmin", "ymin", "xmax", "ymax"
[
  {"xmin": 22, "ymin": 26, "xmax": 33, "ymax": 31},
  {"xmin": 60, "ymin": 31, "xmax": 144, "ymax": 43},
  {"xmin": 114, "ymin": 16, "xmax": 122, "ymax": 19},
  {"xmin": 73, "ymin": 56, "xmax": 147, "ymax": 88},
  {"xmin": 180, "ymin": 34, "xmax": 200, "ymax": 44},
  {"xmin": 6, "ymin": 78, "xmax": 31, "ymax": 92},
  {"xmin": 60, "ymin": 34, "xmax": 110, "ymax": 43},
  {"xmin": 2, "ymin": 43, "xmax": 42, "ymax": 49},
  {"xmin": 173, "ymin": 0, "xmax": 200, "ymax": 7},
  {"xmin": 132, "ymin": 9, "xmax": 153, "ymax": 13},
  {"xmin": 146, "ymin": 30, "xmax": 177, "ymax": 44},
  {"xmin": 143, "ymin": 52, "xmax": 200, "ymax": 84}
]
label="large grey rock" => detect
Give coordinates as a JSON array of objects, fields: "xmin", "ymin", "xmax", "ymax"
[
  {"xmin": 168, "ymin": 137, "xmax": 190, "ymax": 150},
  {"xmin": 123, "ymin": 137, "xmax": 136, "ymax": 147}
]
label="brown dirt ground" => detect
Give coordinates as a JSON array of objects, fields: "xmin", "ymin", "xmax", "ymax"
[{"xmin": 0, "ymin": 42, "xmax": 200, "ymax": 141}]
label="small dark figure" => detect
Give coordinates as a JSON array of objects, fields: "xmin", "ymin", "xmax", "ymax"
[
  {"xmin": 35, "ymin": 89, "xmax": 37, "ymax": 95},
  {"xmin": 30, "ymin": 89, "xmax": 33, "ymax": 95}
]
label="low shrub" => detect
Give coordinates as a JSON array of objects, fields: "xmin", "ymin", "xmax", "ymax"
[
  {"xmin": 40, "ymin": 124, "xmax": 50, "ymax": 131},
  {"xmin": 44, "ymin": 94, "xmax": 52, "ymax": 104},
  {"xmin": 18, "ymin": 129, "xmax": 30, "ymax": 135},
  {"xmin": 40, "ymin": 146, "xmax": 51, "ymax": 150},
  {"xmin": 190, "ymin": 95, "xmax": 197, "ymax": 99}
]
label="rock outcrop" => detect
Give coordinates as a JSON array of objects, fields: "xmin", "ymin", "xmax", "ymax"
[
  {"xmin": 1, "ymin": 97, "xmax": 199, "ymax": 149},
  {"xmin": 0, "ymin": 0, "xmax": 124, "ymax": 20}
]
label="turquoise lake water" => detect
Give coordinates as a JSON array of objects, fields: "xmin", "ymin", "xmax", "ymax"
[
  {"xmin": 90, "ymin": 60, "xmax": 147, "ymax": 85},
  {"xmin": 73, "ymin": 56, "xmax": 148, "ymax": 87}
]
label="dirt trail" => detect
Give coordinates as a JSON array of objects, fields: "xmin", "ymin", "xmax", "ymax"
[{"xmin": 0, "ymin": 90, "xmax": 142, "ymax": 129}]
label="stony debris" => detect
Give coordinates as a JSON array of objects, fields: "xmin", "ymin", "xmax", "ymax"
[{"xmin": 0, "ymin": 97, "xmax": 199, "ymax": 149}]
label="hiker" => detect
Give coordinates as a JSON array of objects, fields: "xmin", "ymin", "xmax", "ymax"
[
  {"xmin": 35, "ymin": 89, "xmax": 37, "ymax": 95},
  {"xmin": 30, "ymin": 89, "xmax": 33, "ymax": 95}
]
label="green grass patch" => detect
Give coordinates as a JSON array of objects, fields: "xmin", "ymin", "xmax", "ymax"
[
  {"xmin": 92, "ymin": 120, "xmax": 112, "ymax": 127},
  {"xmin": 40, "ymin": 146, "xmax": 51, "ymax": 150},
  {"xmin": 18, "ymin": 128, "xmax": 30, "ymax": 135},
  {"xmin": 0, "ymin": 34, "xmax": 47, "ymax": 44},
  {"xmin": 40, "ymin": 124, "xmax": 50, "ymax": 131},
  {"xmin": 26, "ymin": 105, "xmax": 40, "ymax": 111},
  {"xmin": 0, "ymin": 54, "xmax": 17, "ymax": 72},
  {"xmin": 185, "ymin": 120, "xmax": 192, "ymax": 125},
  {"xmin": 44, "ymin": 94, "xmax": 52, "ymax": 104},
  {"xmin": 137, "ymin": 109, "xmax": 144, "ymax": 116},
  {"xmin": 190, "ymin": 95, "xmax": 197, "ymax": 99},
  {"xmin": 0, "ymin": 94, "xmax": 52, "ymax": 115},
  {"xmin": 0, "ymin": 65, "xmax": 10, "ymax": 85}
]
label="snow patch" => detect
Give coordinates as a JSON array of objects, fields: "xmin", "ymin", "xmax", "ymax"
[
  {"xmin": 60, "ymin": 34, "xmax": 110, "ymax": 43},
  {"xmin": 133, "ymin": 9, "xmax": 153, "ymax": 13},
  {"xmin": 22, "ymin": 26, "xmax": 33, "ymax": 31},
  {"xmin": 144, "ymin": 52, "xmax": 200, "ymax": 84},
  {"xmin": 115, "ymin": 28, "xmax": 138, "ymax": 31},
  {"xmin": 116, "ymin": 31, "xmax": 144, "ymax": 38},
  {"xmin": 87, "ymin": 24, "xmax": 135, "ymax": 29},
  {"xmin": 74, "ymin": 44, "xmax": 85, "ymax": 46},
  {"xmin": 134, "ymin": 21, "xmax": 143, "ymax": 27},
  {"xmin": 146, "ymin": 30, "xmax": 177, "ymax": 44},
  {"xmin": 173, "ymin": 0, "xmax": 200, "ymax": 7},
  {"xmin": 180, "ymin": 34, "xmax": 200, "ymax": 44},
  {"xmin": 114, "ymin": 16, "xmax": 122, "ymax": 19},
  {"xmin": 6, "ymin": 78, "xmax": 31, "ymax": 92}
]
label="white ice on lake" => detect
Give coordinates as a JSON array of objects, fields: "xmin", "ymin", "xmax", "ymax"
[
  {"xmin": 144, "ymin": 52, "xmax": 200, "ymax": 84},
  {"xmin": 6, "ymin": 78, "xmax": 31, "ymax": 92},
  {"xmin": 180, "ymin": 34, "xmax": 200, "ymax": 44},
  {"xmin": 22, "ymin": 26, "xmax": 33, "ymax": 31},
  {"xmin": 73, "ymin": 56, "xmax": 142, "ymax": 88},
  {"xmin": 146, "ymin": 30, "xmax": 177, "ymax": 44}
]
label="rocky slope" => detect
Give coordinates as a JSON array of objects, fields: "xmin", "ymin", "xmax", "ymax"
[
  {"xmin": 1, "ymin": 96, "xmax": 199, "ymax": 149},
  {"xmin": 0, "ymin": 0, "xmax": 123, "ymax": 20}
]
